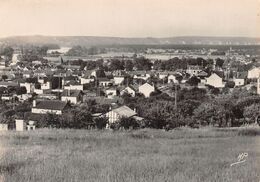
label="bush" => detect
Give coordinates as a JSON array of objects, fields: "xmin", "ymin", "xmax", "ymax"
[
  {"xmin": 94, "ymin": 117, "xmax": 108, "ymax": 129},
  {"xmin": 238, "ymin": 128, "xmax": 260, "ymax": 136}
]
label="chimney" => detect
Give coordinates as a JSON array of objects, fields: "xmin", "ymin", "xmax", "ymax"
[{"xmin": 33, "ymin": 100, "xmax": 36, "ymax": 107}]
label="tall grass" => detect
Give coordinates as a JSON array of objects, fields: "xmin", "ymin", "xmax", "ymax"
[{"xmin": 0, "ymin": 127, "xmax": 259, "ymax": 182}]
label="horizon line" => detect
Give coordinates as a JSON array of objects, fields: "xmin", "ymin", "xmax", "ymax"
[{"xmin": 1, "ymin": 34, "xmax": 260, "ymax": 39}]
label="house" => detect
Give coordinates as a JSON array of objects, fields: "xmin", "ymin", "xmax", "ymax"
[
  {"xmin": 197, "ymin": 70, "xmax": 208, "ymax": 78},
  {"xmin": 113, "ymin": 76, "xmax": 125, "ymax": 85},
  {"xmin": 80, "ymin": 76, "xmax": 95, "ymax": 84},
  {"xmin": 233, "ymin": 72, "xmax": 246, "ymax": 87},
  {"xmin": 61, "ymin": 90, "xmax": 82, "ymax": 104},
  {"xmin": 186, "ymin": 65, "xmax": 203, "ymax": 76},
  {"xmin": 248, "ymin": 67, "xmax": 260, "ymax": 79},
  {"xmin": 168, "ymin": 75, "xmax": 178, "ymax": 84},
  {"xmin": 31, "ymin": 100, "xmax": 69, "ymax": 115},
  {"xmin": 257, "ymin": 77, "xmax": 260, "ymax": 95},
  {"xmin": 158, "ymin": 72, "xmax": 168, "ymax": 80},
  {"xmin": 105, "ymin": 105, "xmax": 137, "ymax": 124},
  {"xmin": 0, "ymin": 81, "xmax": 19, "ymax": 88},
  {"xmin": 98, "ymin": 78, "xmax": 113, "ymax": 87},
  {"xmin": 105, "ymin": 88, "xmax": 118, "ymax": 99},
  {"xmin": 15, "ymin": 119, "xmax": 26, "ymax": 131},
  {"xmin": 139, "ymin": 83, "xmax": 155, "ymax": 97},
  {"xmin": 205, "ymin": 73, "xmax": 225, "ymax": 88},
  {"xmin": 22, "ymin": 71, "xmax": 33, "ymax": 78},
  {"xmin": 120, "ymin": 86, "xmax": 136, "ymax": 97},
  {"xmin": 64, "ymin": 81, "xmax": 84, "ymax": 91},
  {"xmin": 133, "ymin": 73, "xmax": 150, "ymax": 81}
]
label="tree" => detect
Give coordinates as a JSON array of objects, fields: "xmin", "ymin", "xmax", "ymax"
[
  {"xmin": 1, "ymin": 75, "xmax": 8, "ymax": 81},
  {"xmin": 94, "ymin": 117, "xmax": 108, "ymax": 129},
  {"xmin": 0, "ymin": 46, "xmax": 14, "ymax": 61},
  {"xmin": 225, "ymin": 81, "xmax": 235, "ymax": 88},
  {"xmin": 124, "ymin": 60, "xmax": 134, "ymax": 71},
  {"xmin": 16, "ymin": 86, "xmax": 27, "ymax": 95},
  {"xmin": 244, "ymin": 103, "xmax": 260, "ymax": 124},
  {"xmin": 74, "ymin": 110, "xmax": 93, "ymax": 129},
  {"xmin": 119, "ymin": 117, "xmax": 140, "ymax": 129},
  {"xmin": 186, "ymin": 76, "xmax": 200, "ymax": 86}
]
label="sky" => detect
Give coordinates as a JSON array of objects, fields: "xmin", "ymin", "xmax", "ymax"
[{"xmin": 0, "ymin": 0, "xmax": 259, "ymax": 38}]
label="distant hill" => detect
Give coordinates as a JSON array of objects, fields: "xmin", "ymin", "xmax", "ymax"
[{"xmin": 0, "ymin": 35, "xmax": 260, "ymax": 46}]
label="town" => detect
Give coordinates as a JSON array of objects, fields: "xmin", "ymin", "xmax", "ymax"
[{"xmin": 0, "ymin": 44, "xmax": 259, "ymax": 131}]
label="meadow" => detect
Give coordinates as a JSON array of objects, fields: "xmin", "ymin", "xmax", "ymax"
[{"xmin": 0, "ymin": 127, "xmax": 260, "ymax": 182}]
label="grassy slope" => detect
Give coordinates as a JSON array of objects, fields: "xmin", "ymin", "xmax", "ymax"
[{"xmin": 0, "ymin": 128, "xmax": 259, "ymax": 182}]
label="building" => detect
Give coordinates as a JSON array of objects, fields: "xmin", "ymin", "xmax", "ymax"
[
  {"xmin": 257, "ymin": 77, "xmax": 260, "ymax": 95},
  {"xmin": 139, "ymin": 83, "xmax": 155, "ymax": 97},
  {"xmin": 205, "ymin": 73, "xmax": 225, "ymax": 88},
  {"xmin": 168, "ymin": 75, "xmax": 178, "ymax": 84},
  {"xmin": 133, "ymin": 73, "xmax": 150, "ymax": 81},
  {"xmin": 31, "ymin": 100, "xmax": 68, "ymax": 115},
  {"xmin": 186, "ymin": 65, "xmax": 203, "ymax": 76},
  {"xmin": 61, "ymin": 90, "xmax": 82, "ymax": 104},
  {"xmin": 233, "ymin": 72, "xmax": 246, "ymax": 87},
  {"xmin": 105, "ymin": 105, "xmax": 137, "ymax": 124},
  {"xmin": 113, "ymin": 76, "xmax": 125, "ymax": 85},
  {"xmin": 248, "ymin": 67, "xmax": 260, "ymax": 79},
  {"xmin": 98, "ymin": 78, "xmax": 113, "ymax": 87},
  {"xmin": 16, "ymin": 119, "xmax": 26, "ymax": 131},
  {"xmin": 64, "ymin": 81, "xmax": 84, "ymax": 91},
  {"xmin": 120, "ymin": 86, "xmax": 136, "ymax": 97},
  {"xmin": 105, "ymin": 88, "xmax": 118, "ymax": 99}
]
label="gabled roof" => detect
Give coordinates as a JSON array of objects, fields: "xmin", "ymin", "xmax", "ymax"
[
  {"xmin": 34, "ymin": 100, "xmax": 68, "ymax": 111},
  {"xmin": 61, "ymin": 90, "xmax": 81, "ymax": 97},
  {"xmin": 98, "ymin": 77, "xmax": 111, "ymax": 82},
  {"xmin": 112, "ymin": 105, "xmax": 136, "ymax": 118},
  {"xmin": 197, "ymin": 70, "xmax": 208, "ymax": 77},
  {"xmin": 235, "ymin": 72, "xmax": 247, "ymax": 79}
]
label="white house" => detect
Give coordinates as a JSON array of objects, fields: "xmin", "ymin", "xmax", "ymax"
[
  {"xmin": 120, "ymin": 86, "xmax": 136, "ymax": 97},
  {"xmin": 64, "ymin": 84, "xmax": 83, "ymax": 91},
  {"xmin": 16, "ymin": 119, "xmax": 26, "ymax": 131},
  {"xmin": 257, "ymin": 77, "xmax": 260, "ymax": 95},
  {"xmin": 105, "ymin": 105, "xmax": 137, "ymax": 124},
  {"xmin": 139, "ymin": 83, "xmax": 155, "ymax": 97},
  {"xmin": 205, "ymin": 73, "xmax": 225, "ymax": 88},
  {"xmin": 233, "ymin": 78, "xmax": 245, "ymax": 87},
  {"xmin": 31, "ymin": 100, "xmax": 68, "ymax": 115},
  {"xmin": 41, "ymin": 81, "xmax": 52, "ymax": 90},
  {"xmin": 134, "ymin": 73, "xmax": 150, "ymax": 81},
  {"xmin": 80, "ymin": 77, "xmax": 94, "ymax": 84},
  {"xmin": 158, "ymin": 73, "xmax": 168, "ymax": 80},
  {"xmin": 61, "ymin": 90, "xmax": 82, "ymax": 104},
  {"xmin": 113, "ymin": 76, "xmax": 125, "ymax": 85},
  {"xmin": 248, "ymin": 67, "xmax": 260, "ymax": 79},
  {"xmin": 168, "ymin": 75, "xmax": 178, "ymax": 83}
]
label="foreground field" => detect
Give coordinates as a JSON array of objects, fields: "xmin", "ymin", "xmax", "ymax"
[{"xmin": 0, "ymin": 127, "xmax": 260, "ymax": 182}]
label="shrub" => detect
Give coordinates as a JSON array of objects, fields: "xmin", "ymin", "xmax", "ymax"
[
  {"xmin": 94, "ymin": 117, "xmax": 108, "ymax": 129},
  {"xmin": 238, "ymin": 128, "xmax": 260, "ymax": 136}
]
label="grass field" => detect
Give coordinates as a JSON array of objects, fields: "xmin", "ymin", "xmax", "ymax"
[{"xmin": 0, "ymin": 127, "xmax": 260, "ymax": 182}]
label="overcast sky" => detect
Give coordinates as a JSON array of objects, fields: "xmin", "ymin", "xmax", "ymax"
[{"xmin": 0, "ymin": 0, "xmax": 259, "ymax": 38}]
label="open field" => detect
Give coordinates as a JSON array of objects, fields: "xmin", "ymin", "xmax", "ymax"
[{"xmin": 0, "ymin": 127, "xmax": 260, "ymax": 182}]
